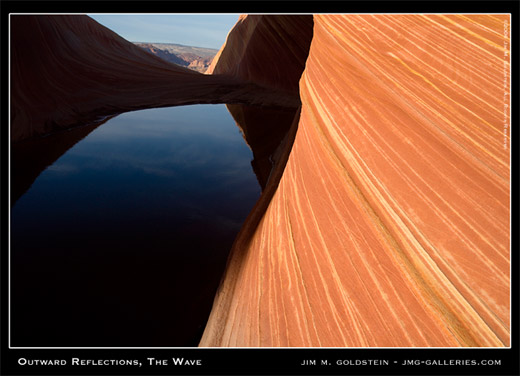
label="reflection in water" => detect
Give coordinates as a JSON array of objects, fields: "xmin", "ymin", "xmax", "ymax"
[
  {"xmin": 10, "ymin": 116, "xmax": 113, "ymax": 206},
  {"xmin": 11, "ymin": 104, "xmax": 270, "ymax": 347},
  {"xmin": 226, "ymin": 104, "xmax": 299, "ymax": 189}
]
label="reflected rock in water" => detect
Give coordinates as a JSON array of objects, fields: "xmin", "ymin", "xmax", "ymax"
[
  {"xmin": 10, "ymin": 14, "xmax": 303, "ymax": 209},
  {"xmin": 226, "ymin": 104, "xmax": 299, "ymax": 190},
  {"xmin": 11, "ymin": 117, "xmax": 113, "ymax": 206},
  {"xmin": 10, "ymin": 105, "xmax": 266, "ymax": 347}
]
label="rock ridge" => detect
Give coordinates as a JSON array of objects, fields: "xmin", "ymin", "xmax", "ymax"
[{"xmin": 200, "ymin": 14, "xmax": 510, "ymax": 347}]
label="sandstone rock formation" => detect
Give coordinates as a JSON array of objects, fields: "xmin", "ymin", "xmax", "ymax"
[
  {"xmin": 10, "ymin": 13, "xmax": 510, "ymax": 348},
  {"xmin": 201, "ymin": 14, "xmax": 510, "ymax": 347},
  {"xmin": 205, "ymin": 14, "xmax": 314, "ymax": 190},
  {"xmin": 188, "ymin": 58, "xmax": 213, "ymax": 73},
  {"xmin": 10, "ymin": 15, "xmax": 299, "ymax": 143},
  {"xmin": 206, "ymin": 15, "xmax": 314, "ymax": 95}
]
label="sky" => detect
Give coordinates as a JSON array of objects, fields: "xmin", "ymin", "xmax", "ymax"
[{"xmin": 87, "ymin": 14, "xmax": 240, "ymax": 49}]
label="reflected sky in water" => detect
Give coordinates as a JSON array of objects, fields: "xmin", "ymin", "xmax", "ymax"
[{"xmin": 10, "ymin": 104, "xmax": 261, "ymax": 347}]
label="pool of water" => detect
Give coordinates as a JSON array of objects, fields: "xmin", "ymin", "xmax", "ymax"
[{"xmin": 10, "ymin": 104, "xmax": 262, "ymax": 347}]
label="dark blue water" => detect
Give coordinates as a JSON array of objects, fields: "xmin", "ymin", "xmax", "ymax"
[{"xmin": 10, "ymin": 104, "xmax": 261, "ymax": 347}]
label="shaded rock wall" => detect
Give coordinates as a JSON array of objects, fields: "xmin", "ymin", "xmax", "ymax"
[
  {"xmin": 225, "ymin": 104, "xmax": 299, "ymax": 189},
  {"xmin": 201, "ymin": 14, "xmax": 510, "ymax": 347},
  {"xmin": 11, "ymin": 15, "xmax": 299, "ymax": 143}
]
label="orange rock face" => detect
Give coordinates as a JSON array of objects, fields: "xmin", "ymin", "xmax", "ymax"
[
  {"xmin": 201, "ymin": 14, "xmax": 510, "ymax": 347},
  {"xmin": 206, "ymin": 15, "xmax": 314, "ymax": 95}
]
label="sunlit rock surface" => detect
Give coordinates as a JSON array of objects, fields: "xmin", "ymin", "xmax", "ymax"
[
  {"xmin": 201, "ymin": 14, "xmax": 510, "ymax": 347},
  {"xmin": 206, "ymin": 15, "xmax": 314, "ymax": 95},
  {"xmin": 11, "ymin": 15, "xmax": 299, "ymax": 143}
]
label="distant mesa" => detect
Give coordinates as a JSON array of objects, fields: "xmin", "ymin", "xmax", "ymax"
[{"xmin": 134, "ymin": 42, "xmax": 218, "ymax": 73}]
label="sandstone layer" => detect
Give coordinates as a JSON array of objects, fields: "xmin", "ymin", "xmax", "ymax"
[
  {"xmin": 206, "ymin": 15, "xmax": 314, "ymax": 95},
  {"xmin": 201, "ymin": 14, "xmax": 510, "ymax": 347},
  {"xmin": 11, "ymin": 15, "xmax": 299, "ymax": 143}
]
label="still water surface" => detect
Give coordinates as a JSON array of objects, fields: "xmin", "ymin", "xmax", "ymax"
[{"xmin": 11, "ymin": 104, "xmax": 261, "ymax": 347}]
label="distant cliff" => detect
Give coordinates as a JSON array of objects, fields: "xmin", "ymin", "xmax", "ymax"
[{"xmin": 134, "ymin": 42, "xmax": 217, "ymax": 73}]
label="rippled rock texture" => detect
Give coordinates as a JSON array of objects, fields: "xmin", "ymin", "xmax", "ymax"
[
  {"xmin": 206, "ymin": 15, "xmax": 314, "ymax": 95},
  {"xmin": 10, "ymin": 13, "xmax": 510, "ymax": 348},
  {"xmin": 201, "ymin": 15, "xmax": 510, "ymax": 347}
]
